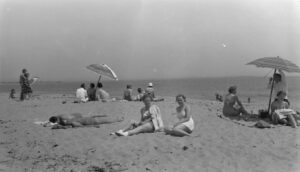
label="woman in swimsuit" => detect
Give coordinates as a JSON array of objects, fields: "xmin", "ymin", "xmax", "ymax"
[
  {"xmin": 115, "ymin": 94, "xmax": 164, "ymax": 136},
  {"xmin": 164, "ymin": 94, "xmax": 194, "ymax": 137},
  {"xmin": 223, "ymin": 86, "xmax": 249, "ymax": 117}
]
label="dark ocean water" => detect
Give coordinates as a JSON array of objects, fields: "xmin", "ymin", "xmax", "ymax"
[{"xmin": 1, "ymin": 77, "xmax": 299, "ymax": 107}]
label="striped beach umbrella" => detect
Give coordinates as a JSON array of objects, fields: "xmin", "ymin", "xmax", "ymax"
[
  {"xmin": 246, "ymin": 56, "xmax": 300, "ymax": 114},
  {"xmin": 247, "ymin": 56, "xmax": 300, "ymax": 73},
  {"xmin": 87, "ymin": 64, "xmax": 118, "ymax": 82}
]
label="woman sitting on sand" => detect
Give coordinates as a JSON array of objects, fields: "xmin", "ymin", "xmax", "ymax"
[
  {"xmin": 47, "ymin": 113, "xmax": 124, "ymax": 129},
  {"xmin": 271, "ymin": 91, "xmax": 299, "ymax": 128},
  {"xmin": 114, "ymin": 94, "xmax": 164, "ymax": 136},
  {"xmin": 223, "ymin": 86, "xmax": 249, "ymax": 117},
  {"xmin": 164, "ymin": 94, "xmax": 194, "ymax": 137}
]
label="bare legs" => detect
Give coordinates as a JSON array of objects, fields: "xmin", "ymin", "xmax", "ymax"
[
  {"xmin": 94, "ymin": 116, "xmax": 124, "ymax": 125},
  {"xmin": 116, "ymin": 122, "xmax": 154, "ymax": 136},
  {"xmin": 164, "ymin": 124, "xmax": 191, "ymax": 137}
]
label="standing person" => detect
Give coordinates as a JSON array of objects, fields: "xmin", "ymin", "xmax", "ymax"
[
  {"xmin": 269, "ymin": 69, "xmax": 288, "ymax": 102},
  {"xmin": 95, "ymin": 82, "xmax": 111, "ymax": 102},
  {"xmin": 164, "ymin": 94, "xmax": 195, "ymax": 137},
  {"xmin": 76, "ymin": 83, "xmax": 88, "ymax": 103},
  {"xmin": 19, "ymin": 69, "xmax": 32, "ymax": 101},
  {"xmin": 145, "ymin": 82, "xmax": 155, "ymax": 100},
  {"xmin": 222, "ymin": 86, "xmax": 249, "ymax": 117},
  {"xmin": 123, "ymin": 84, "xmax": 134, "ymax": 101},
  {"xmin": 87, "ymin": 83, "xmax": 97, "ymax": 101},
  {"xmin": 24, "ymin": 73, "xmax": 33, "ymax": 99}
]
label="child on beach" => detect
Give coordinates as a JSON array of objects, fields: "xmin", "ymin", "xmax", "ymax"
[
  {"xmin": 114, "ymin": 94, "xmax": 164, "ymax": 136},
  {"xmin": 47, "ymin": 113, "xmax": 124, "ymax": 129},
  {"xmin": 164, "ymin": 94, "xmax": 194, "ymax": 137},
  {"xmin": 9, "ymin": 89, "xmax": 16, "ymax": 99}
]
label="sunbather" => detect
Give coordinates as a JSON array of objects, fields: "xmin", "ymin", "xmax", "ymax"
[
  {"xmin": 48, "ymin": 113, "xmax": 123, "ymax": 129},
  {"xmin": 164, "ymin": 94, "xmax": 194, "ymax": 137},
  {"xmin": 223, "ymin": 86, "xmax": 249, "ymax": 117},
  {"xmin": 114, "ymin": 94, "xmax": 164, "ymax": 136}
]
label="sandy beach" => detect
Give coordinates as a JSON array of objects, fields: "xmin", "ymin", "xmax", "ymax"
[{"xmin": 0, "ymin": 93, "xmax": 299, "ymax": 172}]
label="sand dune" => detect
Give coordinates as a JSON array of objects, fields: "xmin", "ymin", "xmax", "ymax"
[{"xmin": 0, "ymin": 94, "xmax": 299, "ymax": 172}]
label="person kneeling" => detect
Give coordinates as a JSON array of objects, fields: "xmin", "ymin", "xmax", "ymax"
[{"xmin": 115, "ymin": 95, "xmax": 164, "ymax": 136}]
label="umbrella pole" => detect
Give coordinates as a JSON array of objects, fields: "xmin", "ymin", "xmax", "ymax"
[
  {"xmin": 97, "ymin": 75, "xmax": 102, "ymax": 83},
  {"xmin": 267, "ymin": 69, "xmax": 277, "ymax": 115}
]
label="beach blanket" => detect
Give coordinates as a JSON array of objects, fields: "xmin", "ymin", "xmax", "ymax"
[{"xmin": 149, "ymin": 105, "xmax": 164, "ymax": 131}]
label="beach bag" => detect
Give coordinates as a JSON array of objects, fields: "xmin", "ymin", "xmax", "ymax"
[
  {"xmin": 254, "ymin": 120, "xmax": 271, "ymax": 129},
  {"xmin": 259, "ymin": 109, "xmax": 269, "ymax": 119}
]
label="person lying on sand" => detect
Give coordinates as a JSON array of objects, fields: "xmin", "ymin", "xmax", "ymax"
[
  {"xmin": 271, "ymin": 91, "xmax": 299, "ymax": 128},
  {"xmin": 113, "ymin": 94, "xmax": 164, "ymax": 136},
  {"xmin": 164, "ymin": 94, "xmax": 194, "ymax": 137},
  {"xmin": 48, "ymin": 113, "xmax": 124, "ymax": 129},
  {"xmin": 223, "ymin": 86, "xmax": 249, "ymax": 118}
]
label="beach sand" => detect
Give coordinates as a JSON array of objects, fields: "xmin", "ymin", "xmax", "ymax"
[{"xmin": 0, "ymin": 94, "xmax": 299, "ymax": 172}]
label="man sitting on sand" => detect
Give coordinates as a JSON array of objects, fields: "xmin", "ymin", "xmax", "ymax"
[
  {"xmin": 76, "ymin": 83, "xmax": 88, "ymax": 103},
  {"xmin": 87, "ymin": 83, "xmax": 97, "ymax": 101},
  {"xmin": 48, "ymin": 113, "xmax": 124, "ymax": 129},
  {"xmin": 123, "ymin": 84, "xmax": 134, "ymax": 101},
  {"xmin": 223, "ymin": 86, "xmax": 249, "ymax": 118}
]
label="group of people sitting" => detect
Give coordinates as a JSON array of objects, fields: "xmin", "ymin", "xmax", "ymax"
[
  {"xmin": 76, "ymin": 82, "xmax": 113, "ymax": 103},
  {"xmin": 76, "ymin": 82, "xmax": 164, "ymax": 103},
  {"xmin": 222, "ymin": 69, "xmax": 299, "ymax": 128},
  {"xmin": 48, "ymin": 94, "xmax": 194, "ymax": 137}
]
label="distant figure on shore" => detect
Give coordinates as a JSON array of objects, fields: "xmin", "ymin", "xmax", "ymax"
[
  {"xmin": 76, "ymin": 83, "xmax": 88, "ymax": 103},
  {"xmin": 87, "ymin": 83, "xmax": 97, "ymax": 101},
  {"xmin": 270, "ymin": 91, "xmax": 299, "ymax": 128},
  {"xmin": 19, "ymin": 69, "xmax": 33, "ymax": 101},
  {"xmin": 95, "ymin": 82, "xmax": 111, "ymax": 102},
  {"xmin": 135, "ymin": 88, "xmax": 145, "ymax": 101},
  {"xmin": 223, "ymin": 86, "xmax": 249, "ymax": 117},
  {"xmin": 114, "ymin": 94, "xmax": 164, "ymax": 136},
  {"xmin": 9, "ymin": 89, "xmax": 16, "ymax": 99},
  {"xmin": 268, "ymin": 69, "xmax": 288, "ymax": 103},
  {"xmin": 123, "ymin": 84, "xmax": 134, "ymax": 101},
  {"xmin": 215, "ymin": 93, "xmax": 223, "ymax": 102},
  {"xmin": 164, "ymin": 94, "xmax": 194, "ymax": 137},
  {"xmin": 247, "ymin": 97, "xmax": 251, "ymax": 103},
  {"xmin": 48, "ymin": 113, "xmax": 124, "ymax": 129}
]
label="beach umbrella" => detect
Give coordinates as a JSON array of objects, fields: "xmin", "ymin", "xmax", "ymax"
[
  {"xmin": 246, "ymin": 56, "xmax": 300, "ymax": 114},
  {"xmin": 86, "ymin": 64, "xmax": 118, "ymax": 82}
]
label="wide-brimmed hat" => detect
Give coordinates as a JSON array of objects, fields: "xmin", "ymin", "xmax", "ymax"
[{"xmin": 148, "ymin": 82, "xmax": 153, "ymax": 87}]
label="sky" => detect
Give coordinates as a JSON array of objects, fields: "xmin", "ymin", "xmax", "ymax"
[{"xmin": 0, "ymin": 0, "xmax": 299, "ymax": 81}]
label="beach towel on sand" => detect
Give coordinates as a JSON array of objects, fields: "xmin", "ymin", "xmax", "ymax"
[{"xmin": 149, "ymin": 105, "xmax": 164, "ymax": 131}]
